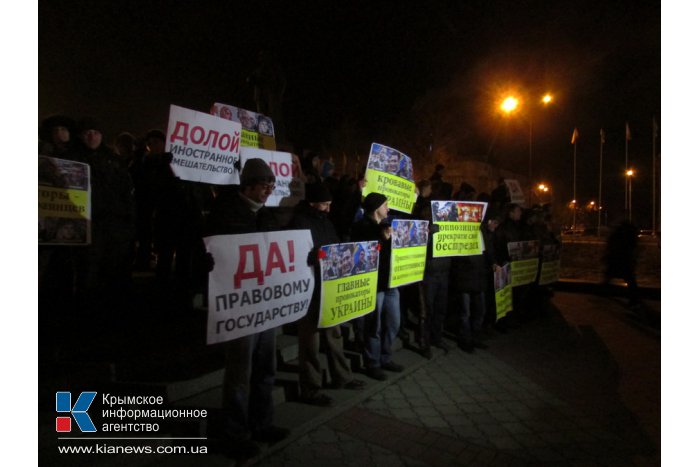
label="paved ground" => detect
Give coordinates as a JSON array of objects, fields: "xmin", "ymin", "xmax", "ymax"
[
  {"xmin": 42, "ymin": 289, "xmax": 660, "ymax": 466},
  {"xmin": 255, "ymin": 292, "xmax": 660, "ymax": 467}
]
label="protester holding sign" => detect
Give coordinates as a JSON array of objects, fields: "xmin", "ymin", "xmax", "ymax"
[
  {"xmin": 495, "ymin": 203, "xmax": 539, "ymax": 324},
  {"xmin": 362, "ymin": 143, "xmax": 416, "ymax": 214},
  {"xmin": 72, "ymin": 117, "xmax": 136, "ymax": 324},
  {"xmin": 204, "ymin": 158, "xmax": 288, "ymax": 460},
  {"xmin": 413, "ymin": 200, "xmax": 450, "ymax": 358},
  {"xmin": 350, "ymin": 192, "xmax": 403, "ymax": 381},
  {"xmin": 288, "ymin": 183, "xmax": 365, "ymax": 407}
]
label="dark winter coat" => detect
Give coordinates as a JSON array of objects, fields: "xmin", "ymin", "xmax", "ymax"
[
  {"xmin": 77, "ymin": 144, "xmax": 136, "ymax": 242},
  {"xmin": 205, "ymin": 187, "xmax": 279, "ymax": 236},
  {"xmin": 451, "ymin": 254, "xmax": 487, "ymax": 294},
  {"xmin": 289, "ymin": 201, "xmax": 339, "ymax": 249},
  {"xmin": 494, "ymin": 217, "xmax": 522, "ymax": 265}
]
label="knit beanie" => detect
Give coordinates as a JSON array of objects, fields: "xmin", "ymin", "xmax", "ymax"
[
  {"xmin": 241, "ymin": 158, "xmax": 275, "ymax": 186},
  {"xmin": 362, "ymin": 192, "xmax": 388, "ymax": 213}
]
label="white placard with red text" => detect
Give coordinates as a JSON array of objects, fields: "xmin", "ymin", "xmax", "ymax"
[
  {"xmin": 166, "ymin": 104, "xmax": 242, "ymax": 185},
  {"xmin": 204, "ymin": 230, "xmax": 314, "ymax": 344}
]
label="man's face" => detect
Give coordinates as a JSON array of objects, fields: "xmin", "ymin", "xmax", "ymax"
[
  {"xmin": 81, "ymin": 130, "xmax": 102, "ymax": 150},
  {"xmin": 147, "ymin": 137, "xmax": 165, "ymax": 155},
  {"xmin": 387, "ymin": 155, "xmax": 399, "ymax": 173},
  {"xmin": 51, "ymin": 126, "xmax": 70, "ymax": 144},
  {"xmin": 359, "ymin": 250, "xmax": 365, "ymax": 263},
  {"xmin": 220, "ymin": 106, "xmax": 233, "ymax": 120},
  {"xmin": 341, "ymin": 249, "xmax": 353, "ymax": 275},
  {"xmin": 244, "ymin": 181, "xmax": 275, "ymax": 204},
  {"xmin": 238, "ymin": 110, "xmax": 257, "ymax": 130},
  {"xmin": 375, "ymin": 201, "xmax": 389, "ymax": 221},
  {"xmin": 510, "ymin": 207, "xmax": 522, "ymax": 221}
]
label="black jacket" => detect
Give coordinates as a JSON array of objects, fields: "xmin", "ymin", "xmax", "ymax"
[
  {"xmin": 206, "ymin": 187, "xmax": 279, "ymax": 236},
  {"xmin": 288, "ymin": 201, "xmax": 339, "ymax": 250}
]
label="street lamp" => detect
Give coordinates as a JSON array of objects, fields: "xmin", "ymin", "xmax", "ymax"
[
  {"xmin": 625, "ymin": 169, "xmax": 635, "ymax": 222},
  {"xmin": 498, "ymin": 93, "xmax": 555, "ymax": 205},
  {"xmin": 500, "ymin": 96, "xmax": 519, "ymax": 113}
]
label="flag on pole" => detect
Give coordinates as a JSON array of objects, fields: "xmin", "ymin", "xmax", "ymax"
[
  {"xmin": 571, "ymin": 128, "xmax": 579, "ymax": 144},
  {"xmin": 600, "ymin": 129, "xmax": 605, "ymax": 144},
  {"xmin": 625, "ymin": 122, "xmax": 631, "ymax": 141},
  {"xmin": 653, "ymin": 117, "xmax": 658, "ymax": 138}
]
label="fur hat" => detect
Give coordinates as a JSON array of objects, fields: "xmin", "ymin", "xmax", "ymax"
[
  {"xmin": 306, "ymin": 183, "xmax": 332, "ymax": 203},
  {"xmin": 241, "ymin": 158, "xmax": 275, "ymax": 186},
  {"xmin": 362, "ymin": 192, "xmax": 388, "ymax": 213},
  {"xmin": 39, "ymin": 115, "xmax": 75, "ymax": 141}
]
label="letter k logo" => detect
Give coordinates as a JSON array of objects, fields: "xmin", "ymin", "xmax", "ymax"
[{"xmin": 56, "ymin": 392, "xmax": 97, "ymax": 432}]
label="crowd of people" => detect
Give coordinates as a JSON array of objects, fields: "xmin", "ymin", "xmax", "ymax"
[{"xmin": 38, "ymin": 114, "xmax": 563, "ymax": 460}]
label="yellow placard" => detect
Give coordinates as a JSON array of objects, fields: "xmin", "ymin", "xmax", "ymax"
[
  {"xmin": 389, "ymin": 245, "xmax": 426, "ymax": 288},
  {"xmin": 38, "ymin": 187, "xmax": 89, "ymax": 219},
  {"xmin": 495, "ymin": 285, "xmax": 513, "ymax": 320},
  {"xmin": 510, "ymin": 258, "xmax": 540, "ymax": 286},
  {"xmin": 319, "ymin": 271, "xmax": 378, "ymax": 328},
  {"xmin": 362, "ymin": 168, "xmax": 416, "ymax": 214},
  {"xmin": 432, "ymin": 222, "xmax": 483, "ymax": 257},
  {"xmin": 539, "ymin": 260, "xmax": 560, "ymax": 285}
]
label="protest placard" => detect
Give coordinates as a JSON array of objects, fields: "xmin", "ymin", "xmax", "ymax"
[
  {"xmin": 204, "ymin": 230, "xmax": 314, "ymax": 344},
  {"xmin": 507, "ymin": 240, "xmax": 540, "ymax": 286},
  {"xmin": 494, "ymin": 263, "xmax": 513, "ymax": 320},
  {"xmin": 38, "ymin": 155, "xmax": 91, "ymax": 245},
  {"xmin": 539, "ymin": 244, "xmax": 561, "ymax": 285},
  {"xmin": 166, "ymin": 104, "xmax": 242, "ymax": 184},
  {"xmin": 318, "ymin": 241, "xmax": 379, "ymax": 328},
  {"xmin": 211, "ymin": 102, "xmax": 276, "ymax": 150},
  {"xmin": 362, "ymin": 143, "xmax": 416, "ymax": 213},
  {"xmin": 389, "ymin": 219, "xmax": 428, "ymax": 288},
  {"xmin": 504, "ymin": 179, "xmax": 525, "ymax": 205},
  {"xmin": 431, "ymin": 200, "xmax": 488, "ymax": 257}
]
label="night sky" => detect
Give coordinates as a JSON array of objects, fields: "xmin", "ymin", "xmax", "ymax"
[{"xmin": 39, "ymin": 0, "xmax": 661, "ymax": 227}]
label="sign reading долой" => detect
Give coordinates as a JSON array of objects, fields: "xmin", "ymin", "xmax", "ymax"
[
  {"xmin": 507, "ymin": 240, "xmax": 540, "ymax": 286},
  {"xmin": 431, "ymin": 200, "xmax": 488, "ymax": 257},
  {"xmin": 362, "ymin": 143, "xmax": 416, "ymax": 214},
  {"xmin": 389, "ymin": 219, "xmax": 429, "ymax": 288},
  {"xmin": 318, "ymin": 241, "xmax": 379, "ymax": 328},
  {"xmin": 205, "ymin": 230, "xmax": 315, "ymax": 344},
  {"xmin": 166, "ymin": 104, "xmax": 242, "ymax": 185}
]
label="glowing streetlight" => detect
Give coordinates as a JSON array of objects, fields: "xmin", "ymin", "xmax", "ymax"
[
  {"xmin": 500, "ymin": 96, "xmax": 519, "ymax": 113},
  {"xmin": 542, "ymin": 93, "xmax": 553, "ymax": 105}
]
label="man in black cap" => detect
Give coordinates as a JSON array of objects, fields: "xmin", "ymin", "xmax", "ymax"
[
  {"xmin": 206, "ymin": 158, "xmax": 288, "ymax": 460},
  {"xmin": 289, "ymin": 183, "xmax": 365, "ymax": 407},
  {"xmin": 350, "ymin": 192, "xmax": 403, "ymax": 381}
]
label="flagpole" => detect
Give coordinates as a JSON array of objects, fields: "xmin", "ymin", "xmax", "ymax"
[
  {"xmin": 573, "ymin": 130, "xmax": 577, "ymax": 229},
  {"xmin": 652, "ymin": 117, "xmax": 658, "ymax": 234},
  {"xmin": 598, "ymin": 129, "xmax": 604, "ymax": 236},
  {"xmin": 624, "ymin": 122, "xmax": 629, "ymax": 215}
]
